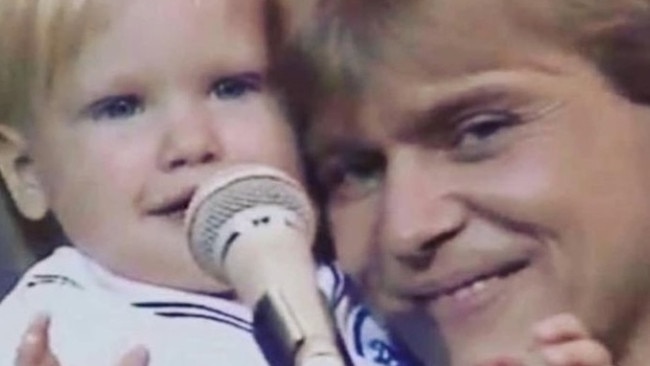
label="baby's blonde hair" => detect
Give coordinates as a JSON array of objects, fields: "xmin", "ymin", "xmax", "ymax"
[{"xmin": 0, "ymin": 0, "xmax": 106, "ymax": 130}]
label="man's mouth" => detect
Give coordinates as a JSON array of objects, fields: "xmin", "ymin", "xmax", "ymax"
[
  {"xmin": 401, "ymin": 257, "xmax": 532, "ymax": 314},
  {"xmin": 420, "ymin": 259, "xmax": 530, "ymax": 303},
  {"xmin": 392, "ymin": 257, "xmax": 534, "ymax": 325}
]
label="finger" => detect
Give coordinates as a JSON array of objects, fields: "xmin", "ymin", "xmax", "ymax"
[
  {"xmin": 540, "ymin": 339, "xmax": 613, "ymax": 366},
  {"xmin": 533, "ymin": 313, "xmax": 590, "ymax": 345},
  {"xmin": 14, "ymin": 313, "xmax": 59, "ymax": 366},
  {"xmin": 118, "ymin": 346, "xmax": 149, "ymax": 366}
]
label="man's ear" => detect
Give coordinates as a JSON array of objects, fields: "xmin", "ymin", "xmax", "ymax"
[{"xmin": 0, "ymin": 124, "xmax": 48, "ymax": 220}]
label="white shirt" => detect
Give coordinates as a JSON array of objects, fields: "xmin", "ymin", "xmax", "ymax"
[{"xmin": 0, "ymin": 247, "xmax": 414, "ymax": 366}]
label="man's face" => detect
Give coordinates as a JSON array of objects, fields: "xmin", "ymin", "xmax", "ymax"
[
  {"xmin": 311, "ymin": 29, "xmax": 650, "ymax": 366},
  {"xmin": 15, "ymin": 0, "xmax": 301, "ymax": 292}
]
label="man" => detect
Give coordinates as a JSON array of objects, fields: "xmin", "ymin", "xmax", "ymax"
[{"xmin": 277, "ymin": 0, "xmax": 650, "ymax": 364}]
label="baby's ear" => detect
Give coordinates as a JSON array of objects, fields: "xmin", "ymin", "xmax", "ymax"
[{"xmin": 0, "ymin": 124, "xmax": 47, "ymax": 220}]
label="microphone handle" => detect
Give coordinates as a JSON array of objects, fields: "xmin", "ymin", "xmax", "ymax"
[{"xmin": 253, "ymin": 289, "xmax": 350, "ymax": 366}]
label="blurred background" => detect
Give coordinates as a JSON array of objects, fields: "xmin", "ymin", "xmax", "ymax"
[{"xmin": 0, "ymin": 179, "xmax": 62, "ymax": 274}]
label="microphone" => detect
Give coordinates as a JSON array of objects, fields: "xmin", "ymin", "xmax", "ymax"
[{"xmin": 185, "ymin": 164, "xmax": 345, "ymax": 366}]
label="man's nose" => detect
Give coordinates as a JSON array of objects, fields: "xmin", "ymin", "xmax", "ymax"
[
  {"xmin": 381, "ymin": 150, "xmax": 467, "ymax": 268},
  {"xmin": 157, "ymin": 104, "xmax": 223, "ymax": 171}
]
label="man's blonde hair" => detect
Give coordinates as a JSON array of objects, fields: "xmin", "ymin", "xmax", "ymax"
[
  {"xmin": 0, "ymin": 0, "xmax": 106, "ymax": 130},
  {"xmin": 275, "ymin": 0, "xmax": 650, "ymax": 123}
]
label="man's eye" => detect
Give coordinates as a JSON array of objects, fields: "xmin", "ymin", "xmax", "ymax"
[
  {"xmin": 87, "ymin": 95, "xmax": 143, "ymax": 122},
  {"xmin": 451, "ymin": 111, "xmax": 520, "ymax": 160},
  {"xmin": 211, "ymin": 74, "xmax": 261, "ymax": 100},
  {"xmin": 318, "ymin": 152, "xmax": 386, "ymax": 203}
]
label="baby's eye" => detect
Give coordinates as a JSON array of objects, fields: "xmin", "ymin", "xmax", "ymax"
[
  {"xmin": 451, "ymin": 110, "xmax": 520, "ymax": 161},
  {"xmin": 210, "ymin": 73, "xmax": 261, "ymax": 100},
  {"xmin": 87, "ymin": 95, "xmax": 143, "ymax": 122}
]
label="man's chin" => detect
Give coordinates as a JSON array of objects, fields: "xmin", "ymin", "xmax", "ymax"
[
  {"xmin": 384, "ymin": 273, "xmax": 566, "ymax": 365},
  {"xmin": 391, "ymin": 329, "xmax": 538, "ymax": 366}
]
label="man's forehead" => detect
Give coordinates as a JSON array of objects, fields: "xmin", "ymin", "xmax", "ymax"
[
  {"xmin": 304, "ymin": 0, "xmax": 574, "ymax": 154},
  {"xmin": 306, "ymin": 71, "xmax": 426, "ymax": 152},
  {"xmin": 306, "ymin": 50, "xmax": 578, "ymax": 161}
]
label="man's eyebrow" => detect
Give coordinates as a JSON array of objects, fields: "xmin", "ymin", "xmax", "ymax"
[
  {"xmin": 309, "ymin": 86, "xmax": 525, "ymax": 154},
  {"xmin": 396, "ymin": 84, "xmax": 530, "ymax": 142}
]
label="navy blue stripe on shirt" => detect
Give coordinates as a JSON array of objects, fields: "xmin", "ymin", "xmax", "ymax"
[
  {"xmin": 133, "ymin": 302, "xmax": 250, "ymax": 328},
  {"xmin": 352, "ymin": 308, "xmax": 421, "ymax": 366},
  {"xmin": 26, "ymin": 274, "xmax": 82, "ymax": 289},
  {"xmin": 154, "ymin": 312, "xmax": 253, "ymax": 332},
  {"xmin": 324, "ymin": 264, "xmax": 346, "ymax": 309},
  {"xmin": 353, "ymin": 308, "xmax": 371, "ymax": 356}
]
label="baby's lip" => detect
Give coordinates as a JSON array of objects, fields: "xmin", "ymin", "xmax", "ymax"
[{"xmin": 146, "ymin": 187, "xmax": 196, "ymax": 217}]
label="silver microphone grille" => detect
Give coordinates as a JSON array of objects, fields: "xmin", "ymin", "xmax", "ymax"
[{"xmin": 185, "ymin": 165, "xmax": 315, "ymax": 280}]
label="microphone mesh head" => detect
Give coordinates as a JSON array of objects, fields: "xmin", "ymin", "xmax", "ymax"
[{"xmin": 185, "ymin": 165, "xmax": 315, "ymax": 280}]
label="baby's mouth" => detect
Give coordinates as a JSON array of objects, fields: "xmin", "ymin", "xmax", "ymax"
[{"xmin": 148, "ymin": 191, "xmax": 194, "ymax": 220}]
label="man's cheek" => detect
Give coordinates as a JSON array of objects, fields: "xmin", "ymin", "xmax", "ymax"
[{"xmin": 330, "ymin": 205, "xmax": 377, "ymax": 277}]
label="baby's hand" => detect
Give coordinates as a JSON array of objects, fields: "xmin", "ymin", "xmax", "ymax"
[
  {"xmin": 532, "ymin": 313, "xmax": 613, "ymax": 366},
  {"xmin": 15, "ymin": 313, "xmax": 149, "ymax": 366}
]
